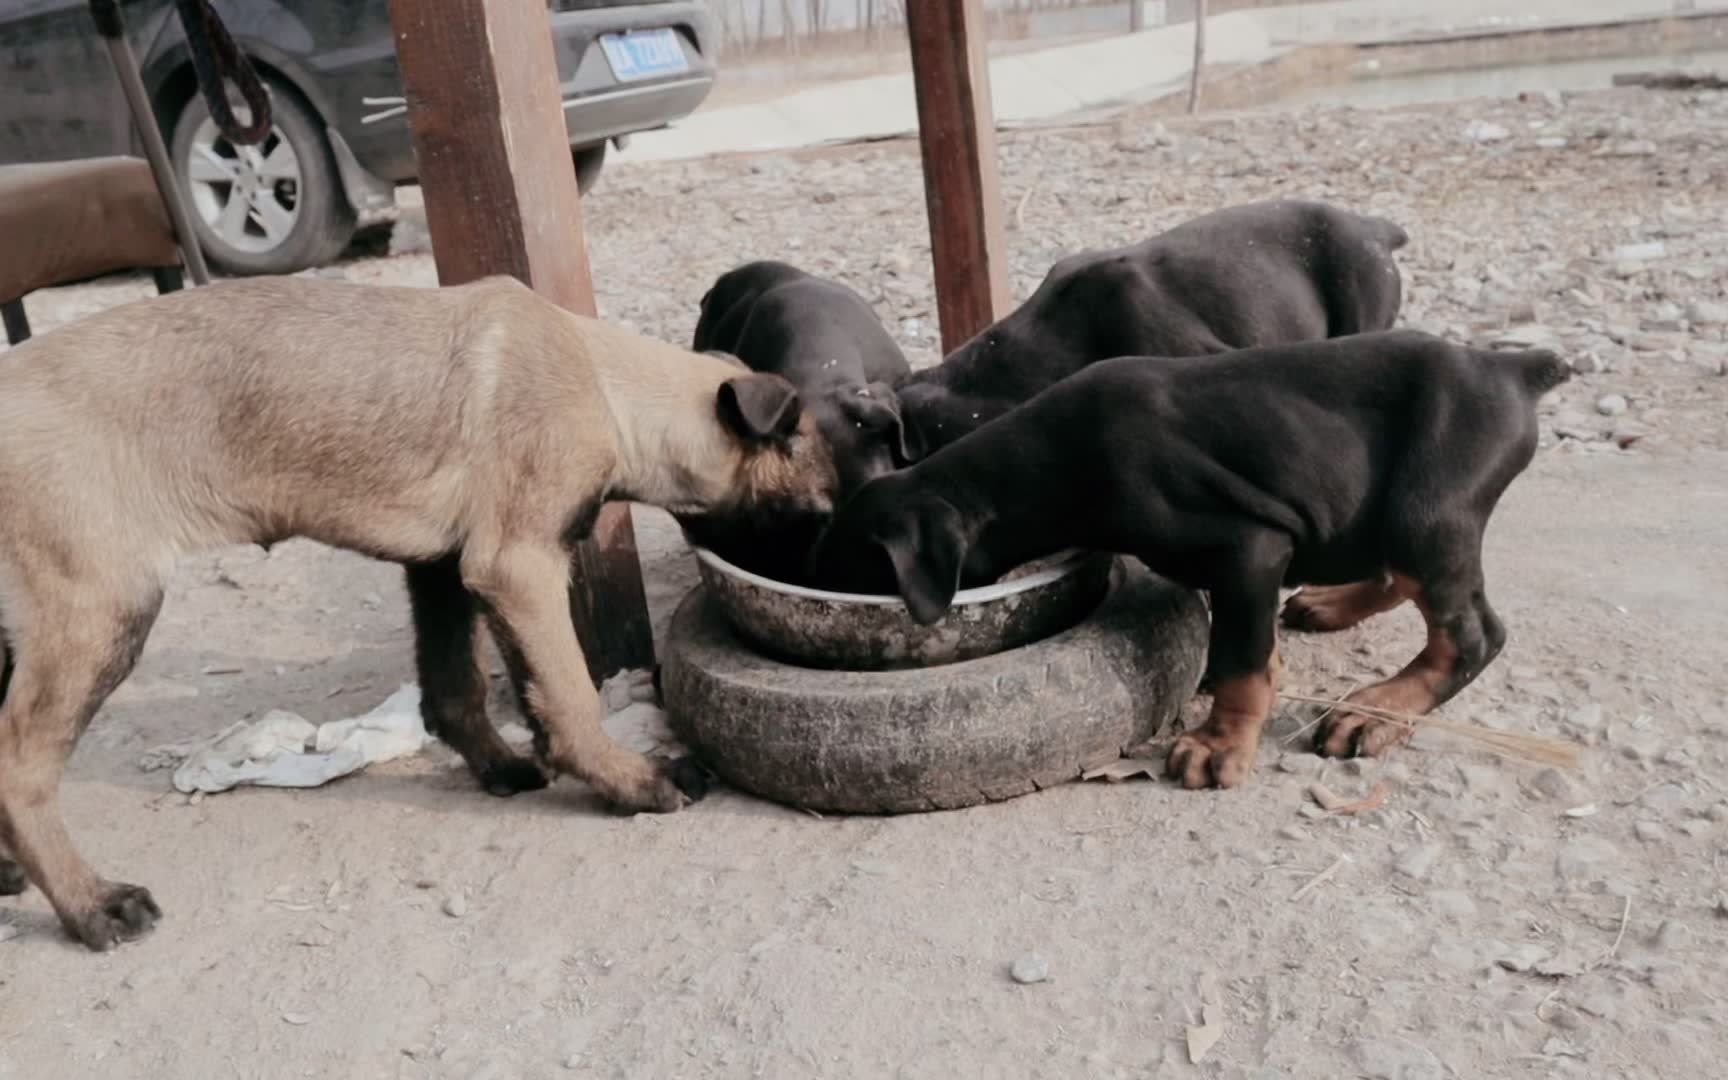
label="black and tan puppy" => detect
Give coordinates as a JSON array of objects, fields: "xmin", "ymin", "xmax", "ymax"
[
  {"xmin": 683, "ymin": 260, "xmax": 913, "ymax": 581},
  {"xmin": 692, "ymin": 260, "xmax": 914, "ymax": 493},
  {"xmin": 895, "ymin": 198, "xmax": 1409, "ymax": 455},
  {"xmin": 812, "ymin": 330, "xmax": 1568, "ymax": 790},
  {"xmin": 0, "ymin": 274, "xmax": 840, "ymax": 950}
]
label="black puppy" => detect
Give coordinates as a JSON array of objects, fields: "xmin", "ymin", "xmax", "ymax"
[
  {"xmin": 680, "ymin": 260, "xmax": 915, "ymax": 582},
  {"xmin": 895, "ymin": 199, "xmax": 1409, "ymax": 455},
  {"xmin": 812, "ymin": 330, "xmax": 1569, "ymax": 789},
  {"xmin": 692, "ymin": 259, "xmax": 915, "ymax": 494}
]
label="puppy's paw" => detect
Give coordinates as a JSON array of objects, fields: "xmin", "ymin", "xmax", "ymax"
[
  {"xmin": 593, "ymin": 757, "xmax": 693, "ymax": 815},
  {"xmin": 666, "ymin": 755, "xmax": 714, "ymax": 803},
  {"xmin": 0, "ymin": 857, "xmax": 28, "ymax": 897},
  {"xmin": 1166, "ymin": 729, "xmax": 1257, "ymax": 790},
  {"xmin": 1315, "ymin": 708, "xmax": 1413, "ymax": 759},
  {"xmin": 67, "ymin": 882, "xmax": 161, "ymax": 952},
  {"xmin": 478, "ymin": 757, "xmax": 551, "ymax": 798}
]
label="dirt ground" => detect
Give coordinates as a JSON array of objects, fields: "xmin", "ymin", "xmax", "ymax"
[{"xmin": 3, "ymin": 86, "xmax": 1727, "ymax": 1079}]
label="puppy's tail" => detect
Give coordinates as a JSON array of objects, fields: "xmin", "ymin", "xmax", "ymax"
[{"xmin": 1497, "ymin": 347, "xmax": 1573, "ymax": 396}]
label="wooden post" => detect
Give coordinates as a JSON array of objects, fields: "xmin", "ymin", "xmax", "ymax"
[
  {"xmin": 387, "ymin": 0, "xmax": 655, "ymax": 683},
  {"xmin": 906, "ymin": 0, "xmax": 1012, "ymax": 355},
  {"xmin": 1187, "ymin": 0, "xmax": 1207, "ymax": 114}
]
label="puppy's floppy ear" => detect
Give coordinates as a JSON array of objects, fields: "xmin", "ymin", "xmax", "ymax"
[
  {"xmin": 718, "ymin": 373, "xmax": 802, "ymax": 442},
  {"xmin": 876, "ymin": 498, "xmax": 967, "ymax": 626},
  {"xmin": 840, "ymin": 383, "xmax": 921, "ymax": 467}
]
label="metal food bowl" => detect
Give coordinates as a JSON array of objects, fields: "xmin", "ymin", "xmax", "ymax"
[{"xmin": 690, "ymin": 546, "xmax": 1115, "ymax": 671}]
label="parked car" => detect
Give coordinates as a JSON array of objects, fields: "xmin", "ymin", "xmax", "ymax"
[{"xmin": 0, "ymin": 0, "xmax": 717, "ymax": 274}]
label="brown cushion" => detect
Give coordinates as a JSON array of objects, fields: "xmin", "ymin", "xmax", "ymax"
[{"xmin": 0, "ymin": 156, "xmax": 183, "ymax": 304}]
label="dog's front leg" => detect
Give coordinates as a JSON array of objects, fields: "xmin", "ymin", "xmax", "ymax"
[
  {"xmin": 1167, "ymin": 537, "xmax": 1291, "ymax": 790},
  {"xmin": 406, "ymin": 557, "xmax": 549, "ymax": 798},
  {"xmin": 466, "ymin": 542, "xmax": 693, "ymax": 814}
]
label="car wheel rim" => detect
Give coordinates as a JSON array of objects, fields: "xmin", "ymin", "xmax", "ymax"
[{"xmin": 184, "ymin": 110, "xmax": 302, "ymax": 254}]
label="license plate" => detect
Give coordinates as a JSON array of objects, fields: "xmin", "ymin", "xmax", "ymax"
[{"xmin": 599, "ymin": 29, "xmax": 689, "ymax": 83}]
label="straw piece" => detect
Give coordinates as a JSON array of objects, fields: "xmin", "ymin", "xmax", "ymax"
[{"xmin": 1277, "ymin": 693, "xmax": 1580, "ymax": 770}]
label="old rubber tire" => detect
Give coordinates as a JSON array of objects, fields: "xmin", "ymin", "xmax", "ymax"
[{"xmin": 661, "ymin": 560, "xmax": 1209, "ymax": 814}]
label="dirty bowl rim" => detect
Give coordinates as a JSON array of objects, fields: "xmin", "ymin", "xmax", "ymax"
[{"xmin": 691, "ymin": 546, "xmax": 1095, "ymax": 607}]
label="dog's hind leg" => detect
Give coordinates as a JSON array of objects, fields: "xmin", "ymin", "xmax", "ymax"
[
  {"xmin": 1316, "ymin": 562, "xmax": 1506, "ymax": 760},
  {"xmin": 467, "ymin": 542, "xmax": 697, "ymax": 814},
  {"xmin": 405, "ymin": 558, "xmax": 548, "ymax": 797},
  {"xmin": 1281, "ymin": 577, "xmax": 1415, "ymax": 633},
  {"xmin": 0, "ymin": 582, "xmax": 164, "ymax": 949},
  {"xmin": 1167, "ymin": 533, "xmax": 1292, "ymax": 790},
  {"xmin": 0, "ymin": 643, "xmax": 23, "ymax": 896}
]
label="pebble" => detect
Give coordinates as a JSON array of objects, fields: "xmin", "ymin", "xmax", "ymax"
[
  {"xmin": 1562, "ymin": 703, "xmax": 1607, "ymax": 743},
  {"xmin": 1686, "ymin": 300, "xmax": 1728, "ymax": 326},
  {"xmin": 1394, "ymin": 843, "xmax": 1443, "ymax": 881},
  {"xmin": 1596, "ymin": 394, "xmax": 1629, "ymax": 416},
  {"xmin": 1009, "ymin": 953, "xmax": 1050, "ymax": 985},
  {"xmin": 1633, "ymin": 821, "xmax": 1667, "ymax": 844},
  {"xmin": 1277, "ymin": 753, "xmax": 1325, "ymax": 776},
  {"xmin": 1465, "ymin": 120, "xmax": 1510, "ymax": 143},
  {"xmin": 1650, "ymin": 919, "xmax": 1694, "ymax": 952},
  {"xmin": 1498, "ymin": 943, "xmax": 1550, "ymax": 973},
  {"xmin": 443, "ymin": 894, "xmax": 469, "ymax": 918},
  {"xmin": 1556, "ymin": 836, "xmax": 1621, "ymax": 882},
  {"xmin": 1528, "ymin": 767, "xmax": 1581, "ymax": 802},
  {"xmin": 1428, "ymin": 890, "xmax": 1478, "ymax": 920},
  {"xmin": 1639, "ymin": 782, "xmax": 1692, "ymax": 814},
  {"xmin": 1352, "ymin": 1036, "xmax": 1444, "ymax": 1080},
  {"xmin": 1612, "ymin": 241, "xmax": 1666, "ymax": 262},
  {"xmin": 1572, "ymin": 351, "xmax": 1608, "ymax": 374}
]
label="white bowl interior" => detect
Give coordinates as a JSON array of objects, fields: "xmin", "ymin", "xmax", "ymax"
[{"xmin": 692, "ymin": 545, "xmax": 1092, "ymax": 608}]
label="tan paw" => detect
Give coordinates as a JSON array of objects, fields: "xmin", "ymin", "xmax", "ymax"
[{"xmin": 1166, "ymin": 729, "xmax": 1258, "ymax": 790}]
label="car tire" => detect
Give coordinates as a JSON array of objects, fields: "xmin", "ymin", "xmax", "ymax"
[
  {"xmin": 660, "ymin": 560, "xmax": 1209, "ymax": 815},
  {"xmin": 574, "ymin": 142, "xmax": 606, "ymax": 195},
  {"xmin": 169, "ymin": 75, "xmax": 356, "ymax": 275}
]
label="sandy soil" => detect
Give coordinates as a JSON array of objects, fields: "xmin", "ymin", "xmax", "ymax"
[{"xmin": 2, "ymin": 86, "xmax": 1726, "ymax": 1079}]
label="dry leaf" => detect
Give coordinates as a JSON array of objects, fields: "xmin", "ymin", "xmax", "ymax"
[
  {"xmin": 1082, "ymin": 758, "xmax": 1161, "ymax": 783},
  {"xmin": 1186, "ymin": 1003, "xmax": 1225, "ymax": 1063}
]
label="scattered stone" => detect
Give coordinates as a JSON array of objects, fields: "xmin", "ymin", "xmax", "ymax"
[
  {"xmin": 1639, "ymin": 783, "xmax": 1692, "ymax": 814},
  {"xmin": 443, "ymin": 894, "xmax": 469, "ymax": 918},
  {"xmin": 1394, "ymin": 843, "xmax": 1443, "ymax": 882},
  {"xmin": 1562, "ymin": 704, "xmax": 1607, "ymax": 743},
  {"xmin": 1009, "ymin": 953, "xmax": 1050, "ymax": 985},
  {"xmin": 1650, "ymin": 919, "xmax": 1694, "ymax": 952},
  {"xmin": 1633, "ymin": 821, "xmax": 1667, "ymax": 844},
  {"xmin": 1528, "ymin": 767, "xmax": 1581, "ymax": 801},
  {"xmin": 1595, "ymin": 394, "xmax": 1629, "ymax": 416},
  {"xmin": 0, "ymin": 924, "xmax": 18, "ymax": 945},
  {"xmin": 1612, "ymin": 241, "xmax": 1666, "ymax": 262},
  {"xmin": 1277, "ymin": 753, "xmax": 1325, "ymax": 776},
  {"xmin": 1686, "ymin": 300, "xmax": 1728, "ymax": 326},
  {"xmin": 1534, "ymin": 952, "xmax": 1588, "ymax": 978},
  {"xmin": 1535, "ymin": 136, "xmax": 1569, "ymax": 150},
  {"xmin": 1465, "ymin": 120, "xmax": 1511, "ymax": 143},
  {"xmin": 1556, "ymin": 836, "xmax": 1621, "ymax": 882},
  {"xmin": 1498, "ymin": 943, "xmax": 1551, "ymax": 973},
  {"xmin": 1352, "ymin": 1037, "xmax": 1444, "ymax": 1080},
  {"xmin": 1572, "ymin": 351, "xmax": 1608, "ymax": 375},
  {"xmin": 1492, "ymin": 324, "xmax": 1557, "ymax": 348},
  {"xmin": 1428, "ymin": 890, "xmax": 1478, "ymax": 920}
]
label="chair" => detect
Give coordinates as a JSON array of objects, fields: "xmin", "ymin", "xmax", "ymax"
[{"xmin": 0, "ymin": 156, "xmax": 187, "ymax": 346}]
